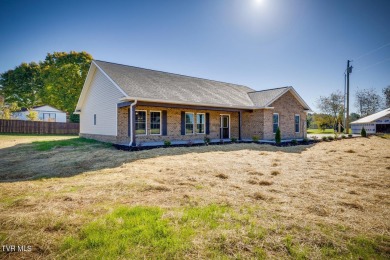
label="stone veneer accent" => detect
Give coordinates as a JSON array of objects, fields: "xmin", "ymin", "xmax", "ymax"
[
  {"xmin": 80, "ymin": 133, "xmax": 117, "ymax": 143},
  {"xmin": 117, "ymin": 105, "xmax": 240, "ymax": 144}
]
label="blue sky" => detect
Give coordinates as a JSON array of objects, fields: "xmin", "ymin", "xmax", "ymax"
[{"xmin": 1, "ymin": 0, "xmax": 389, "ymax": 112}]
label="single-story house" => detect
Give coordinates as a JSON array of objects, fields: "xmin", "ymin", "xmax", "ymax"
[
  {"xmin": 12, "ymin": 105, "xmax": 67, "ymax": 122},
  {"xmin": 75, "ymin": 60, "xmax": 312, "ymax": 146},
  {"xmin": 351, "ymin": 108, "xmax": 390, "ymax": 134}
]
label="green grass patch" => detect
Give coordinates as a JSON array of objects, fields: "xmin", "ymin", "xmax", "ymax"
[
  {"xmin": 347, "ymin": 236, "xmax": 390, "ymax": 259},
  {"xmin": 307, "ymin": 128, "xmax": 335, "ymax": 134},
  {"xmin": 180, "ymin": 204, "xmax": 229, "ymax": 229},
  {"xmin": 32, "ymin": 137, "xmax": 105, "ymax": 151},
  {"xmin": 284, "ymin": 235, "xmax": 310, "ymax": 259},
  {"xmin": 62, "ymin": 206, "xmax": 191, "ymax": 259}
]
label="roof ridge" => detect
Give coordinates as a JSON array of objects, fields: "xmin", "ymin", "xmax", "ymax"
[
  {"xmin": 247, "ymin": 86, "xmax": 291, "ymax": 93},
  {"xmin": 94, "ymin": 60, "xmax": 253, "ymax": 90}
]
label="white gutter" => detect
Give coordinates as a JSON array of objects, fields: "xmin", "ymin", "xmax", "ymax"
[{"xmin": 129, "ymin": 100, "xmax": 138, "ymax": 146}]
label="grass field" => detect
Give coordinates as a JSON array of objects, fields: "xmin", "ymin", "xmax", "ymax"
[
  {"xmin": 0, "ymin": 135, "xmax": 389, "ymax": 259},
  {"xmin": 307, "ymin": 128, "xmax": 335, "ymax": 134}
]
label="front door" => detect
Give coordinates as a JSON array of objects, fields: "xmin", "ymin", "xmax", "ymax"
[{"xmin": 220, "ymin": 115, "xmax": 230, "ymax": 139}]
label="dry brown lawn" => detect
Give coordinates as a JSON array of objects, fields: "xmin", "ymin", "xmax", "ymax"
[{"xmin": 0, "ymin": 135, "xmax": 389, "ymax": 259}]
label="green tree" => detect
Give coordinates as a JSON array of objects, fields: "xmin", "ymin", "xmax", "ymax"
[
  {"xmin": 361, "ymin": 127, "xmax": 367, "ymax": 137},
  {"xmin": 275, "ymin": 127, "xmax": 281, "ymax": 144},
  {"xmin": 41, "ymin": 51, "xmax": 93, "ymax": 122},
  {"xmin": 313, "ymin": 113, "xmax": 333, "ymax": 131},
  {"xmin": 316, "ymin": 91, "xmax": 344, "ymax": 132},
  {"xmin": 0, "ymin": 62, "xmax": 43, "ymax": 108},
  {"xmin": 26, "ymin": 109, "xmax": 39, "ymax": 121}
]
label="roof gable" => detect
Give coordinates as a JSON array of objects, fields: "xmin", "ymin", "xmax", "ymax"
[{"xmin": 248, "ymin": 87, "xmax": 311, "ymax": 111}]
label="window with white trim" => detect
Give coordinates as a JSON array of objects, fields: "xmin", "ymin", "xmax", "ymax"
[
  {"xmin": 196, "ymin": 113, "xmax": 205, "ymax": 134},
  {"xmin": 150, "ymin": 111, "xmax": 161, "ymax": 135},
  {"xmin": 185, "ymin": 113, "xmax": 194, "ymax": 134},
  {"xmin": 273, "ymin": 113, "xmax": 279, "ymax": 134},
  {"xmin": 135, "ymin": 110, "xmax": 147, "ymax": 135},
  {"xmin": 295, "ymin": 115, "xmax": 300, "ymax": 133}
]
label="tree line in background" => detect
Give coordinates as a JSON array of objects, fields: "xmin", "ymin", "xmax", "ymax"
[
  {"xmin": 0, "ymin": 51, "xmax": 93, "ymax": 122},
  {"xmin": 309, "ymin": 86, "xmax": 390, "ymax": 131}
]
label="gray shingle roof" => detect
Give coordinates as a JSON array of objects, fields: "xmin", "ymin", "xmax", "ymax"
[
  {"xmin": 248, "ymin": 87, "xmax": 290, "ymax": 107},
  {"xmin": 95, "ymin": 60, "xmax": 255, "ymax": 107},
  {"xmin": 91, "ymin": 60, "xmax": 310, "ymax": 110}
]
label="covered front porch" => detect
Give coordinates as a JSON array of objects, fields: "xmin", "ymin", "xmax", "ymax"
[{"xmin": 116, "ymin": 100, "xmax": 251, "ymax": 146}]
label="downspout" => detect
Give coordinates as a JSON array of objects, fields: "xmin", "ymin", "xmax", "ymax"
[{"xmin": 129, "ymin": 100, "xmax": 138, "ymax": 146}]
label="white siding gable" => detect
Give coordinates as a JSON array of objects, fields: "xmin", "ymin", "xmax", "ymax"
[{"xmin": 80, "ymin": 69, "xmax": 125, "ymax": 136}]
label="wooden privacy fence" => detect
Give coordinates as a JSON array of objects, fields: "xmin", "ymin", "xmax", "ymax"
[{"xmin": 0, "ymin": 119, "xmax": 79, "ymax": 135}]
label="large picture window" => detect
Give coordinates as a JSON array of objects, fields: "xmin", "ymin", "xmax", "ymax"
[
  {"xmin": 185, "ymin": 113, "xmax": 194, "ymax": 134},
  {"xmin": 135, "ymin": 110, "xmax": 147, "ymax": 135},
  {"xmin": 150, "ymin": 111, "xmax": 161, "ymax": 135},
  {"xmin": 196, "ymin": 113, "xmax": 205, "ymax": 134},
  {"xmin": 273, "ymin": 113, "xmax": 279, "ymax": 134},
  {"xmin": 295, "ymin": 114, "xmax": 300, "ymax": 133}
]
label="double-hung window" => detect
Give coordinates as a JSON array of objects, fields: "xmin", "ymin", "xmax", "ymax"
[
  {"xmin": 295, "ymin": 115, "xmax": 300, "ymax": 133},
  {"xmin": 135, "ymin": 110, "xmax": 147, "ymax": 135},
  {"xmin": 185, "ymin": 113, "xmax": 194, "ymax": 134},
  {"xmin": 273, "ymin": 113, "xmax": 279, "ymax": 134},
  {"xmin": 150, "ymin": 111, "xmax": 161, "ymax": 135},
  {"xmin": 196, "ymin": 113, "xmax": 205, "ymax": 134}
]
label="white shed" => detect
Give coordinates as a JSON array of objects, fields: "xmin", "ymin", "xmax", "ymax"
[
  {"xmin": 12, "ymin": 105, "xmax": 67, "ymax": 122},
  {"xmin": 351, "ymin": 108, "xmax": 390, "ymax": 134}
]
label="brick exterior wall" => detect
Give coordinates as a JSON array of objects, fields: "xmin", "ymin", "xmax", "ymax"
[
  {"xmin": 241, "ymin": 110, "xmax": 264, "ymax": 140},
  {"xmin": 117, "ymin": 105, "xmax": 240, "ymax": 145},
  {"xmin": 263, "ymin": 91, "xmax": 307, "ymax": 140},
  {"xmin": 113, "ymin": 90, "xmax": 307, "ymax": 144}
]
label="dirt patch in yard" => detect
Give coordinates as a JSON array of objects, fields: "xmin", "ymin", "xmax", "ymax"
[{"xmin": 0, "ymin": 136, "xmax": 389, "ymax": 259}]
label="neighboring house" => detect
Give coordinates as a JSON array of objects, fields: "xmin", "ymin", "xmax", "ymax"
[
  {"xmin": 351, "ymin": 108, "xmax": 390, "ymax": 134},
  {"xmin": 75, "ymin": 60, "xmax": 312, "ymax": 146},
  {"xmin": 12, "ymin": 105, "xmax": 67, "ymax": 122}
]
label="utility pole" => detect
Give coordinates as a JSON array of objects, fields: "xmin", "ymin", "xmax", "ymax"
[{"xmin": 345, "ymin": 60, "xmax": 353, "ymax": 134}]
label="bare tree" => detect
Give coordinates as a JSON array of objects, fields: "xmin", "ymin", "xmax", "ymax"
[
  {"xmin": 383, "ymin": 86, "xmax": 390, "ymax": 108},
  {"xmin": 355, "ymin": 88, "xmax": 382, "ymax": 117},
  {"xmin": 316, "ymin": 90, "xmax": 344, "ymax": 131}
]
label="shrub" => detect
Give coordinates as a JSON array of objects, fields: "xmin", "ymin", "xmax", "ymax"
[
  {"xmin": 348, "ymin": 134, "xmax": 353, "ymax": 138},
  {"xmin": 341, "ymin": 135, "xmax": 346, "ymax": 139},
  {"xmin": 291, "ymin": 139, "xmax": 297, "ymax": 145},
  {"xmin": 275, "ymin": 127, "xmax": 281, "ymax": 144},
  {"xmin": 361, "ymin": 127, "xmax": 367, "ymax": 137},
  {"xmin": 303, "ymin": 138, "xmax": 309, "ymax": 143},
  {"xmin": 328, "ymin": 136, "xmax": 334, "ymax": 141},
  {"xmin": 252, "ymin": 136, "xmax": 259, "ymax": 142},
  {"xmin": 204, "ymin": 136, "xmax": 210, "ymax": 145},
  {"xmin": 312, "ymin": 136, "xmax": 318, "ymax": 141},
  {"xmin": 163, "ymin": 140, "xmax": 171, "ymax": 147},
  {"xmin": 322, "ymin": 136, "xmax": 328, "ymax": 141},
  {"xmin": 231, "ymin": 137, "xmax": 237, "ymax": 143}
]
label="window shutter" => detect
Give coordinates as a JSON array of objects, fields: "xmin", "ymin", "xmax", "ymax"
[
  {"xmin": 206, "ymin": 113, "xmax": 210, "ymax": 134},
  {"xmin": 162, "ymin": 110, "xmax": 167, "ymax": 136},
  {"xmin": 181, "ymin": 112, "xmax": 185, "ymax": 135}
]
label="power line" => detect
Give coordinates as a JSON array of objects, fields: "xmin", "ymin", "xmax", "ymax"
[
  {"xmin": 354, "ymin": 42, "xmax": 390, "ymax": 61},
  {"xmin": 355, "ymin": 57, "xmax": 390, "ymax": 72}
]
